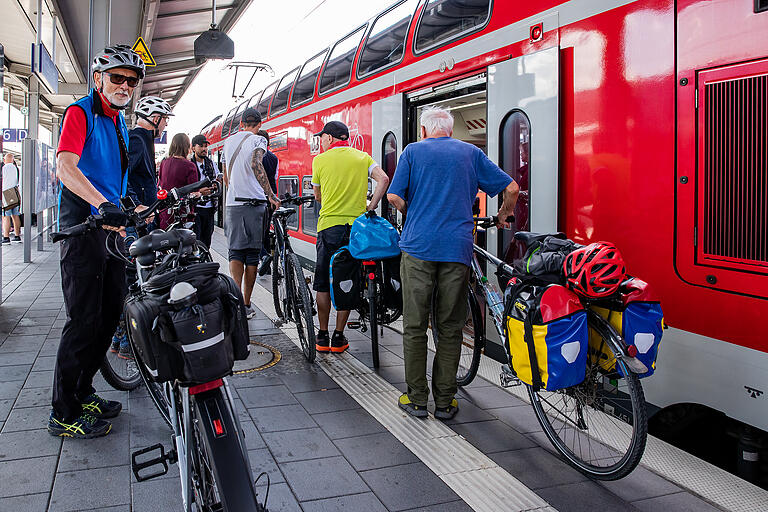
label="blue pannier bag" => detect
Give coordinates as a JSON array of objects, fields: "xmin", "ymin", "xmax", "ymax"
[{"xmin": 348, "ymin": 211, "xmax": 400, "ymax": 260}]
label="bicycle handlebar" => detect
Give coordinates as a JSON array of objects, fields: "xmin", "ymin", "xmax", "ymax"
[{"xmin": 473, "ymin": 215, "xmax": 515, "ymax": 228}]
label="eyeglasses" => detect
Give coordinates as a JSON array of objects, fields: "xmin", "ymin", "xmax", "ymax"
[{"xmin": 104, "ymin": 72, "xmax": 140, "ymax": 88}]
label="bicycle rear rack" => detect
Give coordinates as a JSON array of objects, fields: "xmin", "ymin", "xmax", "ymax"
[{"xmin": 132, "ymin": 443, "xmax": 177, "ymax": 482}]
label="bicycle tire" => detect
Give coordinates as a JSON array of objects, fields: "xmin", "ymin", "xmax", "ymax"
[
  {"xmin": 287, "ymin": 252, "xmax": 316, "ymax": 363},
  {"xmin": 192, "ymin": 387, "xmax": 261, "ymax": 511},
  {"xmin": 100, "ymin": 354, "xmax": 142, "ymax": 391},
  {"xmin": 430, "ymin": 287, "xmax": 484, "ymax": 387},
  {"xmin": 528, "ymin": 314, "xmax": 648, "ymax": 480},
  {"xmin": 272, "ymin": 248, "xmax": 285, "ymax": 320},
  {"xmin": 368, "ymin": 274, "xmax": 380, "ymax": 369}
]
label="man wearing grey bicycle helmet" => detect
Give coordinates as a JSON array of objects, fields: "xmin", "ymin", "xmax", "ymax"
[
  {"xmin": 126, "ymin": 96, "xmax": 172, "ymax": 210},
  {"xmin": 49, "ymin": 44, "xmax": 145, "ymax": 439}
]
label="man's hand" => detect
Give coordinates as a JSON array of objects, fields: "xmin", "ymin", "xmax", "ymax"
[
  {"xmin": 495, "ymin": 213, "xmax": 513, "ymax": 230},
  {"xmin": 198, "ymin": 187, "xmax": 213, "ymax": 196},
  {"xmin": 98, "ymin": 202, "xmax": 128, "ymax": 236},
  {"xmin": 269, "ymin": 195, "xmax": 281, "ymax": 209},
  {"xmin": 134, "ymin": 204, "xmax": 155, "ymax": 224}
]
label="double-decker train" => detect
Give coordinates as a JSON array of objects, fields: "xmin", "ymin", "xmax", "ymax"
[{"xmin": 201, "ymin": 0, "xmax": 768, "ymax": 481}]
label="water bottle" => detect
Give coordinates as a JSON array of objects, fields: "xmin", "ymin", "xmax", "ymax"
[{"xmin": 482, "ymin": 276, "xmax": 505, "ymax": 322}]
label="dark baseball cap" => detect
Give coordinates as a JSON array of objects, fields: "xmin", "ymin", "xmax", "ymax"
[
  {"xmin": 241, "ymin": 107, "xmax": 262, "ymax": 125},
  {"xmin": 191, "ymin": 134, "xmax": 209, "ymax": 146},
  {"xmin": 313, "ymin": 120, "xmax": 349, "ymax": 140}
]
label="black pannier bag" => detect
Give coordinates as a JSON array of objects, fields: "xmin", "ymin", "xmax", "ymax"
[
  {"xmin": 381, "ymin": 255, "xmax": 402, "ymax": 310},
  {"xmin": 329, "ymin": 246, "xmax": 362, "ymax": 311},
  {"xmin": 513, "ymin": 233, "xmax": 580, "ymax": 286},
  {"xmin": 124, "ymin": 262, "xmax": 250, "ymax": 384}
]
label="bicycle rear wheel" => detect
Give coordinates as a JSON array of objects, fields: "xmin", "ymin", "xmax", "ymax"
[
  {"xmin": 528, "ymin": 313, "xmax": 648, "ymax": 480},
  {"xmin": 271, "ymin": 249, "xmax": 286, "ymax": 320},
  {"xmin": 192, "ymin": 387, "xmax": 262, "ymax": 511},
  {"xmin": 431, "ymin": 287, "xmax": 483, "ymax": 387},
  {"xmin": 101, "ymin": 352, "xmax": 142, "ymax": 391},
  {"xmin": 287, "ymin": 253, "xmax": 316, "ymax": 363}
]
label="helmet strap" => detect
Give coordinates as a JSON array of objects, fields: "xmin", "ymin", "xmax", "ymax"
[{"xmin": 137, "ymin": 113, "xmax": 161, "ymax": 137}]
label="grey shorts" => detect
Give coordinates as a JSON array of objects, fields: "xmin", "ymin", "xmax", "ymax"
[{"xmin": 225, "ymin": 204, "xmax": 266, "ymax": 251}]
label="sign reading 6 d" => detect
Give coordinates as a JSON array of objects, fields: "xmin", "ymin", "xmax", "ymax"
[{"xmin": 2, "ymin": 128, "xmax": 28, "ymax": 143}]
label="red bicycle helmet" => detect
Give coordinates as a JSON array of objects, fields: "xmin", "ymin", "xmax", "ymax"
[{"xmin": 563, "ymin": 242, "xmax": 626, "ymax": 298}]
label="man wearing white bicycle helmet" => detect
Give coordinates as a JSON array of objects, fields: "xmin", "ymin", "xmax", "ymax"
[{"xmin": 50, "ymin": 44, "xmax": 145, "ymax": 439}]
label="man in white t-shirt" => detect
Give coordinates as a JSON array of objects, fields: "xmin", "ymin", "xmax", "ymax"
[
  {"xmin": 2, "ymin": 153, "xmax": 22, "ymax": 244},
  {"xmin": 221, "ymin": 108, "xmax": 280, "ymax": 317}
]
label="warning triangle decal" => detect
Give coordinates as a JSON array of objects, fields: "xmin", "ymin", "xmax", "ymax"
[{"xmin": 132, "ymin": 37, "xmax": 156, "ymax": 67}]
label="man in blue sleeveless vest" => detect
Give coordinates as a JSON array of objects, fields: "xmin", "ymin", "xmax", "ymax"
[{"xmin": 48, "ymin": 45, "xmax": 145, "ymax": 438}]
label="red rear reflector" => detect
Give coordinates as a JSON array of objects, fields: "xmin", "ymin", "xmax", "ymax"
[
  {"xmin": 362, "ymin": 261, "xmax": 376, "ymax": 266},
  {"xmin": 213, "ymin": 419, "xmax": 225, "ymax": 436},
  {"xmin": 157, "ymin": 189, "xmax": 168, "ymax": 200},
  {"xmin": 189, "ymin": 379, "xmax": 223, "ymax": 395},
  {"xmin": 627, "ymin": 345, "xmax": 638, "ymax": 358},
  {"xmin": 368, "ymin": 273, "xmax": 375, "ymax": 280}
]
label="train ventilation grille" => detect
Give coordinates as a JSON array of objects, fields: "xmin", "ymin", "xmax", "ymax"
[{"xmin": 702, "ymin": 69, "xmax": 768, "ymax": 267}]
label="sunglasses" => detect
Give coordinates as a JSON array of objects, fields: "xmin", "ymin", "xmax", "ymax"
[{"xmin": 104, "ymin": 72, "xmax": 140, "ymax": 88}]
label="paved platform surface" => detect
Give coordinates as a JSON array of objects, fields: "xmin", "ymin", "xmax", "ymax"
[{"xmin": 0, "ymin": 235, "xmax": 730, "ymax": 511}]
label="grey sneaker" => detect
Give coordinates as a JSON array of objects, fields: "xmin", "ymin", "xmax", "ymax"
[
  {"xmin": 434, "ymin": 399, "xmax": 459, "ymax": 420},
  {"xmin": 1, "ymin": 237, "xmax": 9, "ymax": 245},
  {"xmin": 11, "ymin": 235, "xmax": 21, "ymax": 243},
  {"xmin": 245, "ymin": 304, "xmax": 257, "ymax": 319}
]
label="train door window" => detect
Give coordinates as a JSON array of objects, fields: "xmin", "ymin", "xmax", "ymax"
[
  {"xmin": 292, "ymin": 50, "xmax": 328, "ymax": 108},
  {"xmin": 358, "ymin": 0, "xmax": 418, "ymax": 78},
  {"xmin": 270, "ymin": 67, "xmax": 300, "ymax": 116},
  {"xmin": 278, "ymin": 176, "xmax": 300, "ymax": 231},
  {"xmin": 301, "ymin": 177, "xmax": 319, "ymax": 236},
  {"xmin": 499, "ymin": 110, "xmax": 531, "ymax": 264},
  {"xmin": 414, "ymin": 0, "xmax": 492, "ymax": 55},
  {"xmin": 220, "ymin": 107, "xmax": 236, "ymax": 138},
  {"xmin": 228, "ymin": 99, "xmax": 250, "ymax": 135},
  {"xmin": 257, "ymin": 81, "xmax": 278, "ymax": 118},
  {"xmin": 319, "ymin": 25, "xmax": 367, "ymax": 96},
  {"xmin": 381, "ymin": 132, "xmax": 400, "ymax": 225}
]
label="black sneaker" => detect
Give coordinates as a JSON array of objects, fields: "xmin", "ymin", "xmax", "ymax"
[
  {"xmin": 330, "ymin": 331, "xmax": 349, "ymax": 353},
  {"xmin": 81, "ymin": 393, "xmax": 122, "ymax": 419},
  {"xmin": 11, "ymin": 235, "xmax": 21, "ymax": 243},
  {"xmin": 1, "ymin": 237, "xmax": 9, "ymax": 245},
  {"xmin": 258, "ymin": 255, "xmax": 272, "ymax": 276},
  {"xmin": 434, "ymin": 398, "xmax": 459, "ymax": 420},
  {"xmin": 316, "ymin": 330, "xmax": 330, "ymax": 353},
  {"xmin": 48, "ymin": 412, "xmax": 112, "ymax": 439},
  {"xmin": 398, "ymin": 394, "xmax": 428, "ymax": 418}
]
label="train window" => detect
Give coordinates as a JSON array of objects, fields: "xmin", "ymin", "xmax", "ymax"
[
  {"xmin": 381, "ymin": 132, "xmax": 399, "ymax": 225},
  {"xmin": 757, "ymin": 0, "xmax": 768, "ymax": 13},
  {"xmin": 257, "ymin": 81, "xmax": 279, "ymax": 118},
  {"xmin": 318, "ymin": 25, "xmax": 367, "ymax": 96},
  {"xmin": 278, "ymin": 176, "xmax": 300, "ymax": 231},
  {"xmin": 301, "ymin": 177, "xmax": 319, "ymax": 236},
  {"xmin": 358, "ymin": 0, "xmax": 418, "ymax": 78},
  {"xmin": 414, "ymin": 0, "xmax": 492, "ymax": 55},
  {"xmin": 499, "ymin": 110, "xmax": 530, "ymax": 264},
  {"xmin": 220, "ymin": 107, "xmax": 236, "ymax": 138},
  {"xmin": 228, "ymin": 98, "xmax": 250, "ymax": 135},
  {"xmin": 270, "ymin": 67, "xmax": 300, "ymax": 116},
  {"xmin": 291, "ymin": 50, "xmax": 328, "ymax": 108}
]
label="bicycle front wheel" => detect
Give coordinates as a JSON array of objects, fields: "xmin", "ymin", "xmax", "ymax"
[
  {"xmin": 528, "ymin": 314, "xmax": 648, "ymax": 480},
  {"xmin": 287, "ymin": 253, "xmax": 316, "ymax": 363},
  {"xmin": 101, "ymin": 352, "xmax": 142, "ymax": 391},
  {"xmin": 431, "ymin": 287, "xmax": 483, "ymax": 387}
]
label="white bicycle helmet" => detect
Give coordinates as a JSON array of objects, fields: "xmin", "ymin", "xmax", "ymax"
[
  {"xmin": 92, "ymin": 44, "xmax": 145, "ymax": 79},
  {"xmin": 135, "ymin": 96, "xmax": 174, "ymax": 118}
]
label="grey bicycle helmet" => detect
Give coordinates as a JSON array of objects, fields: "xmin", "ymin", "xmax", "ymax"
[
  {"xmin": 92, "ymin": 44, "xmax": 145, "ymax": 79},
  {"xmin": 135, "ymin": 96, "xmax": 173, "ymax": 118}
]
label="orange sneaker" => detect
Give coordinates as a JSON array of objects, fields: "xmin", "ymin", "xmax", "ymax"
[
  {"xmin": 330, "ymin": 331, "xmax": 349, "ymax": 353},
  {"xmin": 316, "ymin": 331, "xmax": 331, "ymax": 353}
]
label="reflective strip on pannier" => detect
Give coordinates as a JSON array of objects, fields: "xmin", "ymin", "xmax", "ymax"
[{"xmin": 180, "ymin": 332, "xmax": 225, "ymax": 352}]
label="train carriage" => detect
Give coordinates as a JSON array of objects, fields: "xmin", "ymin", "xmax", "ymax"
[{"xmin": 203, "ymin": 0, "xmax": 768, "ymax": 478}]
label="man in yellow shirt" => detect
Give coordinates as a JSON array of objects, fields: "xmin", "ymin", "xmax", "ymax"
[{"xmin": 311, "ymin": 121, "xmax": 389, "ymax": 353}]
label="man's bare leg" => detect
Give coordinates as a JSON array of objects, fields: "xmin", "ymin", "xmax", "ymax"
[
  {"xmin": 243, "ymin": 265, "xmax": 258, "ymax": 307},
  {"xmin": 230, "ymin": 260, "xmax": 245, "ymax": 292},
  {"xmin": 12, "ymin": 216, "xmax": 21, "ymax": 237},
  {"xmin": 317, "ymin": 291, "xmax": 332, "ymax": 331},
  {"xmin": 335, "ymin": 309, "xmax": 351, "ymax": 333}
]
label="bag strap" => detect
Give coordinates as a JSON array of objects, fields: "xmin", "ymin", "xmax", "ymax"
[
  {"xmin": 523, "ymin": 314, "xmax": 543, "ymax": 391},
  {"xmin": 227, "ymin": 133, "xmax": 254, "ymax": 181}
]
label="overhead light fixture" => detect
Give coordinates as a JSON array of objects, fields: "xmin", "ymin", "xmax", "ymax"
[{"xmin": 194, "ymin": 0, "xmax": 235, "ymax": 65}]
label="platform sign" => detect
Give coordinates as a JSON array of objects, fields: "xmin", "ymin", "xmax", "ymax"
[
  {"xmin": 2, "ymin": 129, "xmax": 28, "ymax": 143},
  {"xmin": 154, "ymin": 130, "xmax": 167, "ymax": 144},
  {"xmin": 31, "ymin": 43, "xmax": 59, "ymax": 94},
  {"xmin": 132, "ymin": 37, "xmax": 156, "ymax": 67}
]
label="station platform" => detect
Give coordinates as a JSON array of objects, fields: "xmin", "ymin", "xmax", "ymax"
[{"xmin": 0, "ymin": 231, "xmax": 761, "ymax": 512}]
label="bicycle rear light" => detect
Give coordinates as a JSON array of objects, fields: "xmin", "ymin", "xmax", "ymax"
[
  {"xmin": 189, "ymin": 378, "xmax": 223, "ymax": 395},
  {"xmin": 213, "ymin": 419, "xmax": 225, "ymax": 436}
]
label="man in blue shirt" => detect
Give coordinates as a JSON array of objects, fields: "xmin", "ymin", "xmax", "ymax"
[{"xmin": 387, "ymin": 106, "xmax": 519, "ymax": 419}]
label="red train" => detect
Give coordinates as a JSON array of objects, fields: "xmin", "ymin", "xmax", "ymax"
[{"xmin": 202, "ymin": 0, "xmax": 768, "ymax": 471}]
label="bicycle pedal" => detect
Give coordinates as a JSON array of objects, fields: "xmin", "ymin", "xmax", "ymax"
[
  {"xmin": 131, "ymin": 443, "xmax": 176, "ymax": 482},
  {"xmin": 499, "ymin": 365, "xmax": 522, "ymax": 388},
  {"xmin": 347, "ymin": 321, "xmax": 361, "ymax": 330}
]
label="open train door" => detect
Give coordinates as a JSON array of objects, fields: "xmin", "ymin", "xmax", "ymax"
[
  {"xmin": 486, "ymin": 16, "xmax": 559, "ymax": 264},
  {"xmin": 372, "ymin": 94, "xmax": 404, "ymax": 229}
]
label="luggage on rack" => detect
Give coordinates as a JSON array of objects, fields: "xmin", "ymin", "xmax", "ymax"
[
  {"xmin": 381, "ymin": 254, "xmax": 402, "ymax": 310},
  {"xmin": 588, "ymin": 277, "xmax": 664, "ymax": 378},
  {"xmin": 329, "ymin": 246, "xmax": 362, "ymax": 311},
  {"xmin": 348, "ymin": 212, "xmax": 400, "ymax": 260},
  {"xmin": 504, "ymin": 283, "xmax": 588, "ymax": 391},
  {"xmin": 513, "ymin": 234, "xmax": 580, "ymax": 286},
  {"xmin": 124, "ymin": 262, "xmax": 250, "ymax": 384}
]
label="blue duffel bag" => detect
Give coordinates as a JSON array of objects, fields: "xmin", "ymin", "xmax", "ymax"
[{"xmin": 348, "ymin": 211, "xmax": 400, "ymax": 260}]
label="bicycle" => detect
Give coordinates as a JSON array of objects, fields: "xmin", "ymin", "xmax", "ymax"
[
  {"xmin": 432, "ymin": 216, "xmax": 648, "ymax": 480},
  {"xmin": 241, "ymin": 194, "xmax": 317, "ymax": 363},
  {"xmin": 52, "ymin": 179, "xmax": 269, "ymax": 511}
]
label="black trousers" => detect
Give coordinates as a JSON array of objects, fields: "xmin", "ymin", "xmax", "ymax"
[
  {"xmin": 53, "ymin": 230, "xmax": 127, "ymax": 421},
  {"xmin": 194, "ymin": 207, "xmax": 215, "ymax": 249}
]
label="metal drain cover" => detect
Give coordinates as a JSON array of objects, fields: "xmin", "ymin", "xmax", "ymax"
[{"xmin": 233, "ymin": 339, "xmax": 281, "ymax": 374}]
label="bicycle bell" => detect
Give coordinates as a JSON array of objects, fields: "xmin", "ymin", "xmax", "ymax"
[{"xmin": 168, "ymin": 282, "xmax": 198, "ymax": 309}]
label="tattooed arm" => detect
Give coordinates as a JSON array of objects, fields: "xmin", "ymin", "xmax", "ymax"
[{"xmin": 251, "ymin": 147, "xmax": 281, "ymax": 208}]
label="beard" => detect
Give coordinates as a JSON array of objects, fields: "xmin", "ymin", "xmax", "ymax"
[{"xmin": 102, "ymin": 88, "xmax": 132, "ymax": 108}]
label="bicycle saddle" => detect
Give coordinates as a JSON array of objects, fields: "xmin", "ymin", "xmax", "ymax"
[
  {"xmin": 513, "ymin": 231, "xmax": 566, "ymax": 248},
  {"xmin": 130, "ymin": 228, "xmax": 197, "ymax": 265},
  {"xmin": 273, "ymin": 207, "xmax": 296, "ymax": 218}
]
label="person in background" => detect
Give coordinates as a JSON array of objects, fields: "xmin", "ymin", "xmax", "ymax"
[
  {"xmin": 257, "ymin": 129, "xmax": 278, "ymax": 275},
  {"xmin": 190, "ymin": 134, "xmax": 220, "ymax": 248},
  {"xmin": 311, "ymin": 121, "xmax": 389, "ymax": 353},
  {"xmin": 387, "ymin": 106, "xmax": 519, "ymax": 419},
  {"xmin": 157, "ymin": 133, "xmax": 199, "ymax": 229},
  {"xmin": 221, "ymin": 108, "xmax": 280, "ymax": 318},
  {"xmin": 2, "ymin": 153, "xmax": 22, "ymax": 244}
]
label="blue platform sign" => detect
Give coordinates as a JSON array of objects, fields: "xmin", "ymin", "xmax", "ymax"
[
  {"xmin": 31, "ymin": 43, "xmax": 58, "ymax": 94},
  {"xmin": 154, "ymin": 131, "xmax": 167, "ymax": 144},
  {"xmin": 2, "ymin": 128, "xmax": 28, "ymax": 143}
]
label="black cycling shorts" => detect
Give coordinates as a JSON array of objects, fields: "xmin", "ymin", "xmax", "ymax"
[
  {"xmin": 229, "ymin": 248, "xmax": 261, "ymax": 266},
  {"xmin": 313, "ymin": 224, "xmax": 350, "ymax": 293}
]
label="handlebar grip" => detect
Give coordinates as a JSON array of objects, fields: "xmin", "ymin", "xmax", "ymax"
[
  {"xmin": 173, "ymin": 178, "xmax": 211, "ymax": 199},
  {"xmin": 50, "ymin": 223, "xmax": 89, "ymax": 242}
]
